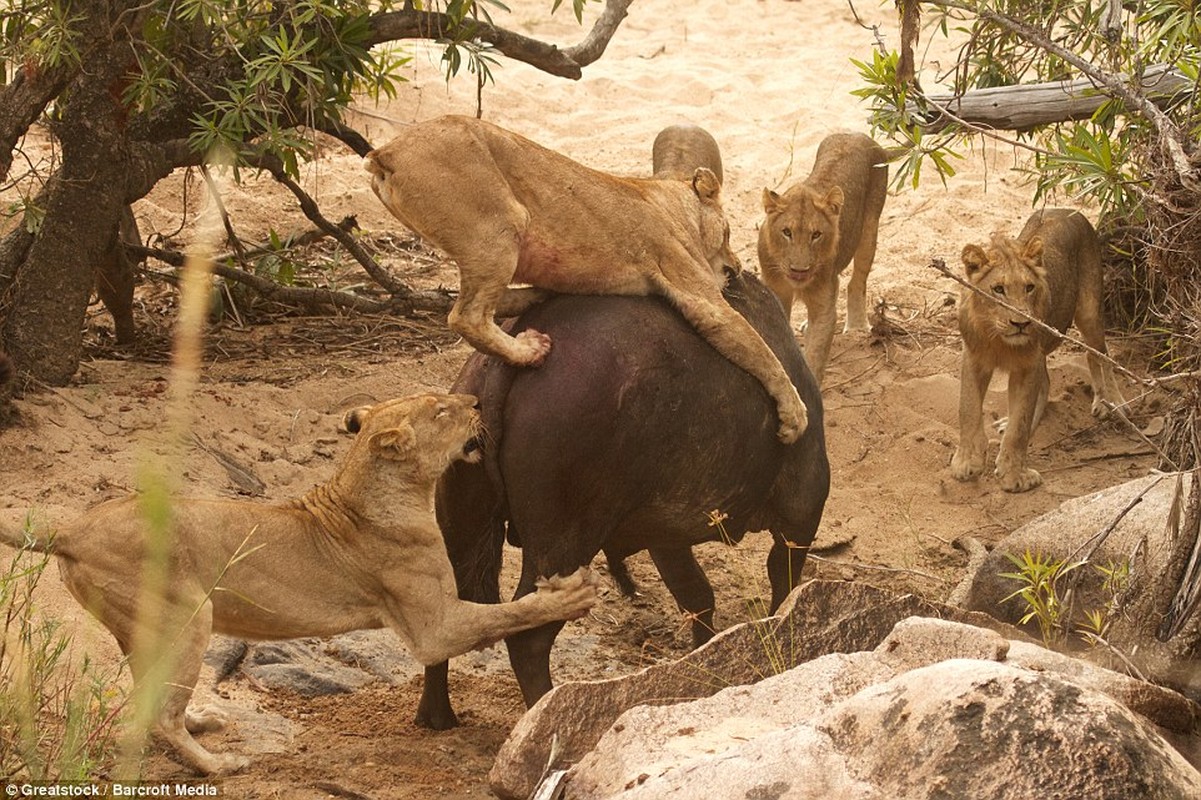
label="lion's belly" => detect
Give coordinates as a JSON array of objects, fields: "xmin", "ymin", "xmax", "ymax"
[{"xmin": 514, "ymin": 232, "xmax": 651, "ymax": 295}]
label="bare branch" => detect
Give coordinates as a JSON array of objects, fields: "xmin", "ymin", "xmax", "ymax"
[{"xmin": 366, "ymin": 0, "xmax": 633, "ymax": 80}]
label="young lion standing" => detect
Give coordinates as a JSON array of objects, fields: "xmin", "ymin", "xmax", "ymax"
[
  {"xmin": 951, "ymin": 208, "xmax": 1126, "ymax": 493},
  {"xmin": 758, "ymin": 132, "xmax": 889, "ymax": 383},
  {"xmin": 367, "ymin": 116, "xmax": 807, "ymax": 443}
]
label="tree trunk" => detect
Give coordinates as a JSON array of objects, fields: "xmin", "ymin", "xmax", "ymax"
[{"xmin": 0, "ymin": 16, "xmax": 137, "ymax": 384}]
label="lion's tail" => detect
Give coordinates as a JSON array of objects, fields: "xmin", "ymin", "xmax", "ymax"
[{"xmin": 0, "ymin": 517, "xmax": 60, "ymax": 555}]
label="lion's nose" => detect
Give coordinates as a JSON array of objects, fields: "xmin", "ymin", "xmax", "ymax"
[{"xmin": 1011, "ymin": 320, "xmax": 1030, "ymax": 332}]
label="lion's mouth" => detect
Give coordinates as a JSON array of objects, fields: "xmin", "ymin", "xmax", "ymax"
[
  {"xmin": 461, "ymin": 435, "xmax": 486, "ymax": 463},
  {"xmin": 787, "ymin": 266, "xmax": 815, "ymax": 284}
]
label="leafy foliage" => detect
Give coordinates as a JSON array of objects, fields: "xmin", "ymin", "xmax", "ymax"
[{"xmin": 858, "ymin": 1, "xmax": 1201, "ymax": 223}]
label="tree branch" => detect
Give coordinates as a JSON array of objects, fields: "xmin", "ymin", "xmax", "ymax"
[
  {"xmin": 127, "ymin": 242, "xmax": 454, "ymax": 315},
  {"xmin": 366, "ymin": 0, "xmax": 633, "ymax": 80},
  {"xmin": 0, "ymin": 61, "xmax": 78, "ymax": 183},
  {"xmin": 247, "ymin": 152, "xmax": 406, "ymax": 295}
]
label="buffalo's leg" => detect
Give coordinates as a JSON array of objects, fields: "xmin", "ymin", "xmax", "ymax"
[
  {"xmin": 648, "ymin": 546, "xmax": 717, "ymax": 647},
  {"xmin": 417, "ymin": 459, "xmax": 505, "ymax": 730},
  {"xmin": 506, "ymin": 619, "xmax": 567, "ymax": 708},
  {"xmin": 767, "ymin": 529, "xmax": 815, "ymax": 612}
]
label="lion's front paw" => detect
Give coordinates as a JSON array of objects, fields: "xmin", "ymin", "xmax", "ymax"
[
  {"xmin": 950, "ymin": 448, "xmax": 984, "ymax": 481},
  {"xmin": 535, "ymin": 568, "xmax": 599, "ymax": 620},
  {"xmin": 998, "ymin": 466, "xmax": 1042, "ymax": 493},
  {"xmin": 776, "ymin": 396, "xmax": 808, "ymax": 444},
  {"xmin": 511, "ymin": 328, "xmax": 553, "ymax": 367}
]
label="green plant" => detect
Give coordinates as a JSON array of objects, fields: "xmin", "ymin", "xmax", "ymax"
[
  {"xmin": 0, "ymin": 518, "xmax": 125, "ymax": 781},
  {"xmin": 1000, "ymin": 550, "xmax": 1133, "ymax": 649},
  {"xmin": 1001, "ymin": 549, "xmax": 1083, "ymax": 647}
]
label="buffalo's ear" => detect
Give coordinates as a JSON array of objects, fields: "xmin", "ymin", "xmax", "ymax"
[
  {"xmin": 822, "ymin": 186, "xmax": 844, "ymax": 217},
  {"xmin": 692, "ymin": 168, "xmax": 721, "ymax": 201},
  {"xmin": 370, "ymin": 423, "xmax": 416, "ymax": 460},
  {"xmin": 1022, "ymin": 236, "xmax": 1044, "ymax": 263},
  {"xmin": 961, "ymin": 244, "xmax": 989, "ymax": 278},
  {"xmin": 342, "ymin": 406, "xmax": 371, "ymax": 434},
  {"xmin": 762, "ymin": 188, "xmax": 783, "ymax": 214}
]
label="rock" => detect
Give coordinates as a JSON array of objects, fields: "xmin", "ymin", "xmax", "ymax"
[
  {"xmin": 537, "ymin": 614, "xmax": 1201, "ymax": 800},
  {"xmin": 953, "ymin": 471, "xmax": 1201, "ymax": 692},
  {"xmin": 488, "ymin": 581, "xmax": 1019, "ymax": 799}
]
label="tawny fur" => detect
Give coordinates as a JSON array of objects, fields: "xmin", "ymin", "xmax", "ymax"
[
  {"xmin": 758, "ymin": 132, "xmax": 889, "ymax": 383},
  {"xmin": 652, "ymin": 123, "xmax": 724, "ymax": 183},
  {"xmin": 0, "ymin": 393, "xmax": 597, "ymax": 775},
  {"xmin": 951, "ymin": 209, "xmax": 1125, "ymax": 493},
  {"xmin": 366, "ymin": 115, "xmax": 806, "ymax": 443}
]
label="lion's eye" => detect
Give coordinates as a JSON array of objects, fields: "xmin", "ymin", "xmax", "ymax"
[
  {"xmin": 781, "ymin": 227, "xmax": 793, "ymax": 240},
  {"xmin": 810, "ymin": 231, "xmax": 822, "ymax": 242},
  {"xmin": 1025, "ymin": 284, "xmax": 1035, "ymax": 294},
  {"xmin": 992, "ymin": 285, "xmax": 1005, "ymax": 296}
]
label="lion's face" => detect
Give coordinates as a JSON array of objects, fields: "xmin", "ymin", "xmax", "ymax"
[
  {"xmin": 343, "ymin": 393, "xmax": 483, "ymax": 469},
  {"xmin": 760, "ymin": 184, "xmax": 843, "ymax": 289},
  {"xmin": 960, "ymin": 234, "xmax": 1049, "ymax": 348},
  {"xmin": 690, "ymin": 168, "xmax": 742, "ymax": 277}
]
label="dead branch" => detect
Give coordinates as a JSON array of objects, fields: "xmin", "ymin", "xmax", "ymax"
[
  {"xmin": 367, "ymin": 0, "xmax": 633, "ymax": 81},
  {"xmin": 914, "ymin": 65, "xmax": 1193, "ymax": 134},
  {"xmin": 127, "ymin": 243, "xmax": 453, "ymax": 316}
]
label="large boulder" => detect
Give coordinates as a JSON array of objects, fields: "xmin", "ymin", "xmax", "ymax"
[
  {"xmin": 496, "ymin": 612, "xmax": 1201, "ymax": 800},
  {"xmin": 488, "ymin": 581, "xmax": 1010, "ymax": 798},
  {"xmin": 953, "ymin": 471, "xmax": 1201, "ymax": 693}
]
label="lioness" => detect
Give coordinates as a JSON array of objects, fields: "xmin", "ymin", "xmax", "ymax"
[
  {"xmin": 758, "ymin": 132, "xmax": 889, "ymax": 383},
  {"xmin": 0, "ymin": 393, "xmax": 597, "ymax": 774},
  {"xmin": 652, "ymin": 123, "xmax": 724, "ymax": 183},
  {"xmin": 950, "ymin": 209, "xmax": 1125, "ymax": 493},
  {"xmin": 366, "ymin": 116, "xmax": 807, "ymax": 443}
]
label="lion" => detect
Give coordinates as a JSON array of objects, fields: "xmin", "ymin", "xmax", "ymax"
[
  {"xmin": 758, "ymin": 132, "xmax": 889, "ymax": 383},
  {"xmin": 652, "ymin": 123, "xmax": 724, "ymax": 183},
  {"xmin": 950, "ymin": 209, "xmax": 1126, "ymax": 493},
  {"xmin": 366, "ymin": 115, "xmax": 807, "ymax": 443},
  {"xmin": 0, "ymin": 392, "xmax": 598, "ymax": 774}
]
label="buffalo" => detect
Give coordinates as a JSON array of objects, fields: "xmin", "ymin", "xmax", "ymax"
[{"xmin": 418, "ymin": 271, "xmax": 829, "ymax": 729}]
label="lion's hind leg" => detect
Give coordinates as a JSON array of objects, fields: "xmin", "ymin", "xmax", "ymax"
[
  {"xmin": 1074, "ymin": 289, "xmax": 1126, "ymax": 418},
  {"xmin": 449, "ymin": 255, "xmax": 552, "ymax": 367},
  {"xmin": 148, "ymin": 599, "xmax": 248, "ymax": 775}
]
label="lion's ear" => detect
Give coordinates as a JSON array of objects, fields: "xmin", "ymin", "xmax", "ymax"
[
  {"xmin": 961, "ymin": 244, "xmax": 989, "ymax": 276},
  {"xmin": 692, "ymin": 168, "xmax": 721, "ymax": 201},
  {"xmin": 342, "ymin": 406, "xmax": 371, "ymax": 434},
  {"xmin": 1022, "ymin": 236, "xmax": 1044, "ymax": 262},
  {"xmin": 823, "ymin": 186, "xmax": 844, "ymax": 217},
  {"xmin": 762, "ymin": 188, "xmax": 783, "ymax": 214},
  {"xmin": 369, "ymin": 423, "xmax": 416, "ymax": 461}
]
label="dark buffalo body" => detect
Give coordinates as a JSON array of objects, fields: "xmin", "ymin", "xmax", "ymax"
[{"xmin": 419, "ymin": 271, "xmax": 829, "ymax": 729}]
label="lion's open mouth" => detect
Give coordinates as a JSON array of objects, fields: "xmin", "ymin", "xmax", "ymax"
[{"xmin": 462, "ymin": 435, "xmax": 486, "ymax": 463}]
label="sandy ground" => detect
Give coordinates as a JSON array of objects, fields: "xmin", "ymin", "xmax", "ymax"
[{"xmin": 0, "ymin": 0, "xmax": 1166, "ymax": 797}]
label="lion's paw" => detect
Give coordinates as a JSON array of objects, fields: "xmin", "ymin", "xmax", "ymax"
[
  {"xmin": 512, "ymin": 328, "xmax": 553, "ymax": 367},
  {"xmin": 185, "ymin": 706, "xmax": 230, "ymax": 734},
  {"xmin": 949, "ymin": 449, "xmax": 984, "ymax": 481},
  {"xmin": 998, "ymin": 466, "xmax": 1042, "ymax": 493},
  {"xmin": 776, "ymin": 398, "xmax": 808, "ymax": 444},
  {"xmin": 535, "ymin": 568, "xmax": 598, "ymax": 620}
]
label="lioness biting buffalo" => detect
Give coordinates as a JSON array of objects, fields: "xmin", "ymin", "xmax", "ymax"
[
  {"xmin": 366, "ymin": 115, "xmax": 807, "ymax": 444},
  {"xmin": 0, "ymin": 393, "xmax": 597, "ymax": 774}
]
